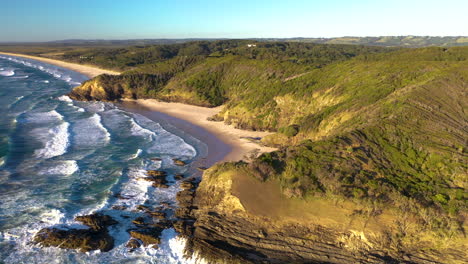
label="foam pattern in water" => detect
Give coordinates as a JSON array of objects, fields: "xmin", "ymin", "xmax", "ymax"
[{"xmin": 0, "ymin": 56, "xmax": 208, "ymax": 263}]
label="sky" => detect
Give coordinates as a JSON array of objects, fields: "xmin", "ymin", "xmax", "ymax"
[{"xmin": 1, "ymin": 0, "xmax": 467, "ymax": 42}]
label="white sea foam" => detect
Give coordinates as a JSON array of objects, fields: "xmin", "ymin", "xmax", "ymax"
[
  {"xmin": 57, "ymin": 95, "xmax": 73, "ymax": 103},
  {"xmin": 12, "ymin": 75, "xmax": 28, "ymax": 79},
  {"xmin": 130, "ymin": 113, "xmax": 197, "ymax": 158},
  {"xmin": 0, "ymin": 69, "xmax": 15, "ymax": 76},
  {"xmin": 82, "ymin": 102, "xmax": 106, "ymax": 113},
  {"xmin": 0, "ymin": 55, "xmax": 84, "ymax": 85},
  {"xmin": 129, "ymin": 117, "xmax": 156, "ymax": 140},
  {"xmin": 130, "ymin": 149, "xmax": 143, "ymax": 160},
  {"xmin": 38, "ymin": 160, "xmax": 79, "ymax": 176},
  {"xmin": 72, "ymin": 113, "xmax": 111, "ymax": 147},
  {"xmin": 24, "ymin": 110, "xmax": 63, "ymax": 123},
  {"xmin": 34, "ymin": 122, "xmax": 70, "ymax": 159}
]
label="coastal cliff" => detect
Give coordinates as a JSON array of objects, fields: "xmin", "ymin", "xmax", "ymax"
[{"xmin": 174, "ymin": 163, "xmax": 467, "ymax": 264}]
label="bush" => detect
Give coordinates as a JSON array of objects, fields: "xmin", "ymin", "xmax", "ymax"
[{"xmin": 278, "ymin": 125, "xmax": 299, "ymax": 137}]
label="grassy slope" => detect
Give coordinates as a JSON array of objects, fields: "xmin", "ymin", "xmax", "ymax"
[
  {"xmin": 205, "ymin": 47, "xmax": 467, "ymax": 258},
  {"xmin": 67, "ymin": 43, "xmax": 467, "ymax": 258}
]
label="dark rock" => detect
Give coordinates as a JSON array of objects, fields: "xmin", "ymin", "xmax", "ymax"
[
  {"xmin": 148, "ymin": 211, "xmax": 166, "ymax": 219},
  {"xmin": 111, "ymin": 205, "xmax": 127, "ymax": 210},
  {"xmin": 173, "ymin": 220, "xmax": 195, "ymax": 237},
  {"xmin": 141, "ymin": 175, "xmax": 170, "ymax": 188},
  {"xmin": 34, "ymin": 227, "xmax": 114, "ymax": 252},
  {"xmin": 180, "ymin": 181, "xmax": 196, "ymax": 190},
  {"xmin": 126, "ymin": 238, "xmax": 141, "ymax": 249},
  {"xmin": 152, "ymin": 181, "xmax": 170, "ymax": 188},
  {"xmin": 176, "ymin": 190, "xmax": 195, "ymax": 205},
  {"xmin": 174, "ymin": 174, "xmax": 184, "ymax": 180},
  {"xmin": 147, "ymin": 170, "xmax": 167, "ymax": 177},
  {"xmin": 132, "ymin": 217, "xmax": 146, "ymax": 225},
  {"xmin": 153, "ymin": 220, "xmax": 174, "ymax": 229},
  {"xmin": 160, "ymin": 202, "xmax": 172, "ymax": 208},
  {"xmin": 172, "ymin": 159, "xmax": 187, "ymax": 166},
  {"xmin": 75, "ymin": 213, "xmax": 117, "ymax": 231},
  {"xmin": 136, "ymin": 205, "xmax": 151, "ymax": 212},
  {"xmin": 175, "ymin": 207, "xmax": 195, "ymax": 219},
  {"xmin": 129, "ymin": 228, "xmax": 162, "ymax": 246}
]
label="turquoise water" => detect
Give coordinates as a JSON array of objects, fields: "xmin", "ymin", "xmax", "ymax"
[{"xmin": 0, "ymin": 55, "xmax": 207, "ymax": 264}]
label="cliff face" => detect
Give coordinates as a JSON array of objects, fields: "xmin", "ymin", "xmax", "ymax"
[
  {"xmin": 68, "ymin": 75, "xmax": 132, "ymax": 101},
  {"xmin": 176, "ymin": 164, "xmax": 467, "ymax": 264}
]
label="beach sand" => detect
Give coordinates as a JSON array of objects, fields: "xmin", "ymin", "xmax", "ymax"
[
  {"xmin": 119, "ymin": 99, "xmax": 277, "ymax": 164},
  {"xmin": 0, "ymin": 52, "xmax": 120, "ymax": 78},
  {"xmin": 0, "ymin": 52, "xmax": 276, "ymax": 165}
]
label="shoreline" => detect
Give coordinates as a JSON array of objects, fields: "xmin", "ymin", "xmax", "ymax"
[
  {"xmin": 0, "ymin": 52, "xmax": 120, "ymax": 78},
  {"xmin": 119, "ymin": 99, "xmax": 277, "ymax": 163},
  {"xmin": 0, "ymin": 52, "xmax": 275, "ymax": 166}
]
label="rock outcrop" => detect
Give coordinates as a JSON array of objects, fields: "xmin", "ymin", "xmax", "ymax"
[
  {"xmin": 172, "ymin": 167, "xmax": 462, "ymax": 264},
  {"xmin": 68, "ymin": 75, "xmax": 132, "ymax": 101},
  {"xmin": 33, "ymin": 213, "xmax": 117, "ymax": 252}
]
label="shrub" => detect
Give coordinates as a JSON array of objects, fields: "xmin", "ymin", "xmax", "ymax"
[{"xmin": 278, "ymin": 125, "xmax": 299, "ymax": 137}]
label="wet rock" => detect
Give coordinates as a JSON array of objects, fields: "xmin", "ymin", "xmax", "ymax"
[
  {"xmin": 75, "ymin": 213, "xmax": 117, "ymax": 231},
  {"xmin": 141, "ymin": 175, "xmax": 170, "ymax": 188},
  {"xmin": 153, "ymin": 220, "xmax": 174, "ymax": 229},
  {"xmin": 173, "ymin": 220, "xmax": 195, "ymax": 237},
  {"xmin": 114, "ymin": 192, "xmax": 132, "ymax": 200},
  {"xmin": 152, "ymin": 181, "xmax": 170, "ymax": 189},
  {"xmin": 132, "ymin": 217, "xmax": 146, "ymax": 226},
  {"xmin": 160, "ymin": 202, "xmax": 172, "ymax": 208},
  {"xmin": 147, "ymin": 170, "xmax": 167, "ymax": 177},
  {"xmin": 172, "ymin": 158, "xmax": 187, "ymax": 166},
  {"xmin": 174, "ymin": 174, "xmax": 184, "ymax": 180},
  {"xmin": 175, "ymin": 207, "xmax": 196, "ymax": 220},
  {"xmin": 129, "ymin": 228, "xmax": 162, "ymax": 246},
  {"xmin": 180, "ymin": 181, "xmax": 196, "ymax": 190},
  {"xmin": 34, "ymin": 227, "xmax": 114, "ymax": 252},
  {"xmin": 136, "ymin": 204, "xmax": 151, "ymax": 212},
  {"xmin": 111, "ymin": 205, "xmax": 127, "ymax": 210},
  {"xmin": 126, "ymin": 238, "xmax": 141, "ymax": 250},
  {"xmin": 176, "ymin": 190, "xmax": 195, "ymax": 205},
  {"xmin": 149, "ymin": 211, "xmax": 166, "ymax": 219}
]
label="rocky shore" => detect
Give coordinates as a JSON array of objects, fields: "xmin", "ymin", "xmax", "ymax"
[
  {"xmin": 29, "ymin": 158, "xmax": 462, "ymax": 264},
  {"xmin": 32, "ymin": 157, "xmax": 203, "ymax": 255},
  {"xmin": 170, "ymin": 165, "xmax": 459, "ymax": 264}
]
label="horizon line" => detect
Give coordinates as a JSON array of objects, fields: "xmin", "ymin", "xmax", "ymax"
[{"xmin": 1, "ymin": 35, "xmax": 467, "ymax": 44}]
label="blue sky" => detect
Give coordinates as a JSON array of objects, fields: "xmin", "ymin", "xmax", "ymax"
[{"xmin": 1, "ymin": 0, "xmax": 467, "ymax": 41}]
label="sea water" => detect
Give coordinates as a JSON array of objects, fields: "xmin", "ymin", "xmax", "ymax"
[{"xmin": 0, "ymin": 55, "xmax": 208, "ymax": 264}]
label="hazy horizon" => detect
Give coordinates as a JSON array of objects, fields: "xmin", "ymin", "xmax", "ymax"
[{"xmin": 1, "ymin": 0, "xmax": 467, "ymax": 42}]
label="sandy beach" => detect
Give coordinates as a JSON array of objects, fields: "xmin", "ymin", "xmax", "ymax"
[
  {"xmin": 120, "ymin": 99, "xmax": 277, "ymax": 163},
  {"xmin": 0, "ymin": 52, "xmax": 120, "ymax": 78},
  {"xmin": 0, "ymin": 52, "xmax": 275, "ymax": 165}
]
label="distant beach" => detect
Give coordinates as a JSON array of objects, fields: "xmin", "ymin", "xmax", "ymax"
[{"xmin": 0, "ymin": 52, "xmax": 120, "ymax": 78}]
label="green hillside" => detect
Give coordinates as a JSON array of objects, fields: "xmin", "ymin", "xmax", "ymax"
[{"xmin": 68, "ymin": 42, "xmax": 468, "ymax": 261}]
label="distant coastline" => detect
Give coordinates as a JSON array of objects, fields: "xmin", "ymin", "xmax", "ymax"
[{"xmin": 0, "ymin": 52, "xmax": 120, "ymax": 78}]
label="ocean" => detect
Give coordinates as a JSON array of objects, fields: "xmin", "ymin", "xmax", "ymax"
[{"xmin": 0, "ymin": 55, "xmax": 207, "ymax": 263}]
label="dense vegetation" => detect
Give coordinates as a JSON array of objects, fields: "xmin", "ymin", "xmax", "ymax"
[{"xmin": 56, "ymin": 40, "xmax": 468, "ymax": 252}]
